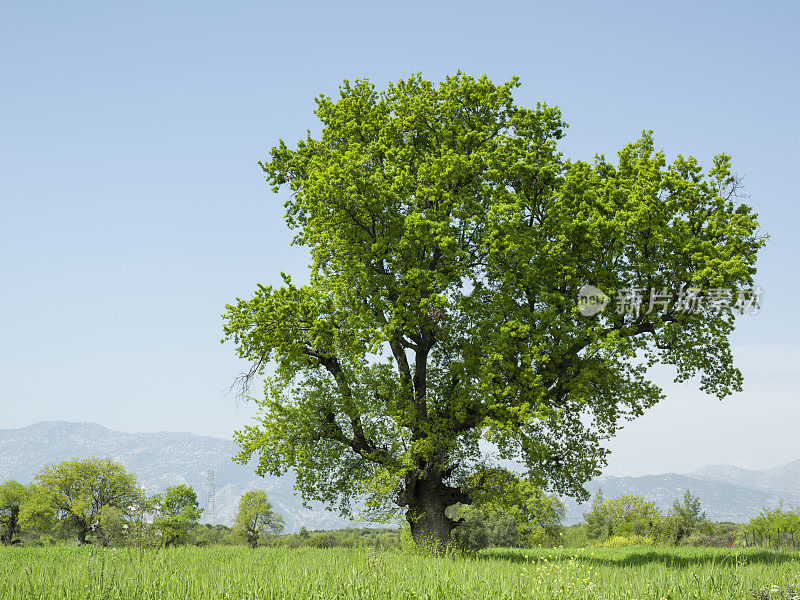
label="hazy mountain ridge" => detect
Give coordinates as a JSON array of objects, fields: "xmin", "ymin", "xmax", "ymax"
[
  {"xmin": 689, "ymin": 461, "xmax": 800, "ymax": 494},
  {"xmin": 0, "ymin": 421, "xmax": 380, "ymax": 532},
  {"xmin": 562, "ymin": 472, "xmax": 797, "ymax": 524},
  {"xmin": 1, "ymin": 422, "xmax": 797, "ymax": 528}
]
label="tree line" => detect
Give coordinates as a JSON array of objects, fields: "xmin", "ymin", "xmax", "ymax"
[
  {"xmin": 3, "ymin": 457, "xmax": 795, "ymax": 551},
  {"xmin": 0, "ymin": 457, "xmax": 283, "ymax": 548},
  {"xmin": 565, "ymin": 489, "xmax": 800, "ymax": 548},
  {"xmin": 0, "ymin": 460, "xmax": 567, "ymax": 550}
]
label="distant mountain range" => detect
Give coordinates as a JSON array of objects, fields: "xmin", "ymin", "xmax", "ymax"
[
  {"xmin": 0, "ymin": 421, "xmax": 379, "ymax": 532},
  {"xmin": 561, "ymin": 470, "xmax": 799, "ymax": 524},
  {"xmin": 1, "ymin": 421, "xmax": 797, "ymax": 529}
]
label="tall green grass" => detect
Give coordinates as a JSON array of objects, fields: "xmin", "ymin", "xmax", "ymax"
[{"xmin": 1, "ymin": 544, "xmax": 799, "ymax": 599}]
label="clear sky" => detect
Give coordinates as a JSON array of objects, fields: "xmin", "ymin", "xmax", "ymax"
[{"xmin": 2, "ymin": 1, "xmax": 798, "ymax": 477}]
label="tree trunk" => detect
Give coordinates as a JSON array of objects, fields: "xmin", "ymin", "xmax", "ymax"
[
  {"xmin": 97, "ymin": 527, "xmax": 109, "ymax": 547},
  {"xmin": 399, "ymin": 472, "xmax": 465, "ymax": 551},
  {"xmin": 1, "ymin": 507, "xmax": 20, "ymax": 545},
  {"xmin": 77, "ymin": 527, "xmax": 88, "ymax": 545}
]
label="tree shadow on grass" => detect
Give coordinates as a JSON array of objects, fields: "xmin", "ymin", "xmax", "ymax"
[{"xmin": 482, "ymin": 547, "xmax": 800, "ymax": 568}]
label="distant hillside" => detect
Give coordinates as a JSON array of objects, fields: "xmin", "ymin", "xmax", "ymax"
[
  {"xmin": 0, "ymin": 421, "xmax": 384, "ymax": 532},
  {"xmin": 690, "ymin": 461, "xmax": 800, "ymax": 495},
  {"xmin": 562, "ymin": 472, "xmax": 795, "ymax": 524},
  {"xmin": 1, "ymin": 421, "xmax": 797, "ymax": 529}
]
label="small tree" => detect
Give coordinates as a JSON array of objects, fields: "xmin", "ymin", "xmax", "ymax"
[
  {"xmin": 584, "ymin": 489, "xmax": 608, "ymax": 540},
  {"xmin": 585, "ymin": 492, "xmax": 661, "ymax": 539},
  {"xmin": 517, "ymin": 493, "xmax": 565, "ymax": 547},
  {"xmin": 669, "ymin": 490, "xmax": 706, "ymax": 542},
  {"xmin": 450, "ymin": 506, "xmax": 518, "ymax": 549},
  {"xmin": 36, "ymin": 458, "xmax": 142, "ymax": 545},
  {"xmin": 450, "ymin": 469, "xmax": 564, "ymax": 549},
  {"xmin": 152, "ymin": 485, "xmax": 202, "ymax": 546},
  {"xmin": 18, "ymin": 486, "xmax": 55, "ymax": 541},
  {"xmin": 749, "ymin": 504, "xmax": 800, "ymax": 545},
  {"xmin": 449, "ymin": 506, "xmax": 490, "ymax": 549},
  {"xmin": 603, "ymin": 494, "xmax": 662, "ymax": 537},
  {"xmin": 195, "ymin": 524, "xmax": 238, "ymax": 546},
  {"xmin": 234, "ymin": 490, "xmax": 284, "ymax": 548},
  {"xmin": 0, "ymin": 481, "xmax": 30, "ymax": 545},
  {"xmin": 467, "ymin": 468, "xmax": 565, "ymax": 547},
  {"xmin": 95, "ymin": 505, "xmax": 128, "ymax": 547}
]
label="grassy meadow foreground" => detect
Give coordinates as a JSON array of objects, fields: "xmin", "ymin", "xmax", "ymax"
[{"xmin": 2, "ymin": 545, "xmax": 800, "ymax": 600}]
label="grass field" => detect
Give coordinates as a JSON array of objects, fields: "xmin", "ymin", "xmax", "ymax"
[{"xmin": 1, "ymin": 544, "xmax": 799, "ymax": 599}]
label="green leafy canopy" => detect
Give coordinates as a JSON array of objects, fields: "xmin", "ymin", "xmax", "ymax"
[
  {"xmin": 234, "ymin": 490, "xmax": 284, "ymax": 548},
  {"xmin": 35, "ymin": 458, "xmax": 142, "ymax": 543},
  {"xmin": 223, "ymin": 72, "xmax": 766, "ymax": 528},
  {"xmin": 152, "ymin": 485, "xmax": 202, "ymax": 546}
]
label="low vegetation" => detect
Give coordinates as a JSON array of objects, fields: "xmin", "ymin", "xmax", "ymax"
[
  {"xmin": 3, "ymin": 457, "xmax": 800, "ymax": 598},
  {"xmin": 2, "ymin": 545, "xmax": 800, "ymax": 599},
  {"xmin": 3, "ymin": 458, "xmax": 800, "ymax": 552}
]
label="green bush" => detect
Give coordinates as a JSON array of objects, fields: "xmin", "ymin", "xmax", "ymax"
[
  {"xmin": 594, "ymin": 534, "xmax": 654, "ymax": 547},
  {"xmin": 400, "ymin": 524, "xmax": 415, "ymax": 552}
]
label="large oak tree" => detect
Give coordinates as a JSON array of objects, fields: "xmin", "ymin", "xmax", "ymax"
[{"xmin": 223, "ymin": 73, "xmax": 765, "ymax": 548}]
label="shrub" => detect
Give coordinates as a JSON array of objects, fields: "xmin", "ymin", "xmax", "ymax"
[{"xmin": 594, "ymin": 534, "xmax": 653, "ymax": 548}]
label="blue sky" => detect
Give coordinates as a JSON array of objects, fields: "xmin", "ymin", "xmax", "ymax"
[{"xmin": 2, "ymin": 1, "xmax": 798, "ymax": 477}]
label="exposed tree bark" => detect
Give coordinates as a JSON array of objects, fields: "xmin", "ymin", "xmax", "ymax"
[{"xmin": 398, "ymin": 471, "xmax": 467, "ymax": 549}]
